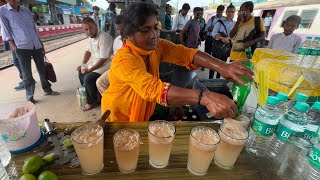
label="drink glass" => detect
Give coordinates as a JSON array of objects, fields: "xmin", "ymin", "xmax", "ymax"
[
  {"xmin": 187, "ymin": 126, "xmax": 220, "ymax": 176},
  {"xmin": 224, "ymin": 115, "xmax": 251, "ymax": 129},
  {"xmin": 214, "ymin": 122, "xmax": 248, "ymax": 169},
  {"xmin": 148, "ymin": 120, "xmax": 176, "ymax": 168},
  {"xmin": 71, "ymin": 123, "xmax": 104, "ymax": 175},
  {"xmin": 113, "ymin": 129, "xmax": 140, "ymax": 173}
]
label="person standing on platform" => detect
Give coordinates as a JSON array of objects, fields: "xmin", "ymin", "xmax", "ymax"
[
  {"xmin": 0, "ymin": 0, "xmax": 59, "ymax": 103},
  {"xmin": 77, "ymin": 17, "xmax": 113, "ymax": 111},
  {"xmin": 267, "ymin": 15, "xmax": 302, "ymax": 53},
  {"xmin": 172, "ymin": 3, "xmax": 190, "ymax": 44},
  {"xmin": 204, "ymin": 5, "xmax": 225, "ymax": 55},
  {"xmin": 164, "ymin": 4, "xmax": 172, "ymax": 30},
  {"xmin": 180, "ymin": 7, "xmax": 203, "ymax": 49},
  {"xmin": 91, "ymin": 6, "xmax": 100, "ymax": 30},
  {"xmin": 101, "ymin": 2, "xmax": 117, "ymax": 39},
  {"xmin": 264, "ymin": 12, "xmax": 272, "ymax": 36}
]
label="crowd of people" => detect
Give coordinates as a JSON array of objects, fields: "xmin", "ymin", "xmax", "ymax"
[{"xmin": 0, "ymin": 0, "xmax": 304, "ymax": 122}]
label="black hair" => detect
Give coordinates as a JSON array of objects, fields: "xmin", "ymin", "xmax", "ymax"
[
  {"xmin": 227, "ymin": 3, "xmax": 235, "ymax": 10},
  {"xmin": 284, "ymin": 15, "xmax": 301, "ymax": 27},
  {"xmin": 193, "ymin": 7, "xmax": 203, "ymax": 13},
  {"xmin": 242, "ymin": 1, "xmax": 254, "ymax": 13},
  {"xmin": 182, "ymin": 3, "xmax": 190, "ymax": 10},
  {"xmin": 93, "ymin": 6, "xmax": 100, "ymax": 11},
  {"xmin": 217, "ymin": 5, "xmax": 225, "ymax": 12},
  {"xmin": 115, "ymin": 15, "xmax": 125, "ymax": 25},
  {"xmin": 82, "ymin": 17, "xmax": 96, "ymax": 26},
  {"xmin": 109, "ymin": 2, "xmax": 116, "ymax": 11},
  {"xmin": 122, "ymin": 3, "xmax": 159, "ymax": 38},
  {"xmin": 166, "ymin": 4, "xmax": 171, "ymax": 10}
]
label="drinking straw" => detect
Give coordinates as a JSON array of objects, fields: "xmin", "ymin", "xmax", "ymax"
[{"xmin": 288, "ymin": 75, "xmax": 305, "ymax": 97}]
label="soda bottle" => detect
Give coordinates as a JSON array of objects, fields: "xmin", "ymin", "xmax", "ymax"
[
  {"xmin": 232, "ymin": 47, "xmax": 254, "ymax": 114},
  {"xmin": 265, "ymin": 102, "xmax": 310, "ymax": 159},
  {"xmin": 276, "ymin": 92, "xmax": 289, "ymax": 115},
  {"xmin": 302, "ymin": 136, "xmax": 320, "ymax": 180},
  {"xmin": 285, "ymin": 93, "xmax": 308, "ymax": 111},
  {"xmin": 303, "ymin": 102, "xmax": 320, "ymax": 141},
  {"xmin": 246, "ymin": 96, "xmax": 280, "ymax": 156}
]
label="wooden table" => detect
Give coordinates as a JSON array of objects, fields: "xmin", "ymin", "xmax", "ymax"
[{"xmin": 10, "ymin": 121, "xmax": 282, "ymax": 180}]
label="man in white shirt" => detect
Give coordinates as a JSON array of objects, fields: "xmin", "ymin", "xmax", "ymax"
[
  {"xmin": 264, "ymin": 12, "xmax": 272, "ymax": 35},
  {"xmin": 96, "ymin": 15, "xmax": 125, "ymax": 95},
  {"xmin": 91, "ymin": 6, "xmax": 100, "ymax": 30},
  {"xmin": 171, "ymin": 3, "xmax": 190, "ymax": 44},
  {"xmin": 267, "ymin": 15, "xmax": 302, "ymax": 53},
  {"xmin": 77, "ymin": 17, "xmax": 113, "ymax": 111},
  {"xmin": 204, "ymin": 5, "xmax": 225, "ymax": 55}
]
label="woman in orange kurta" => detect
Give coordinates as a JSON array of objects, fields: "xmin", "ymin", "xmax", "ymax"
[{"xmin": 101, "ymin": 3, "xmax": 253, "ymax": 122}]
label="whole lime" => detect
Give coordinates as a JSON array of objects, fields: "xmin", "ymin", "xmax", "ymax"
[
  {"xmin": 19, "ymin": 174, "xmax": 36, "ymax": 180},
  {"xmin": 38, "ymin": 171, "xmax": 58, "ymax": 180},
  {"xmin": 23, "ymin": 155, "xmax": 43, "ymax": 174}
]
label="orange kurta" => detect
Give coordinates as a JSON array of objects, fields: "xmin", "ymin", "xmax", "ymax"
[{"xmin": 101, "ymin": 39, "xmax": 199, "ymax": 122}]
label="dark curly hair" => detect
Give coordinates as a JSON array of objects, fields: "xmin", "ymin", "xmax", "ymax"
[{"xmin": 122, "ymin": 3, "xmax": 159, "ymax": 38}]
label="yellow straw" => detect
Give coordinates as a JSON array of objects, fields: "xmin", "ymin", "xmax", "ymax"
[{"xmin": 288, "ymin": 75, "xmax": 305, "ymax": 97}]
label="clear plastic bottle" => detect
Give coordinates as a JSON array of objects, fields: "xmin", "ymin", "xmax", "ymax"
[
  {"xmin": 246, "ymin": 96, "xmax": 280, "ymax": 156},
  {"xmin": 295, "ymin": 37, "xmax": 313, "ymax": 66},
  {"xmin": 303, "ymin": 102, "xmax": 320, "ymax": 141},
  {"xmin": 285, "ymin": 93, "xmax": 308, "ymax": 111},
  {"xmin": 301, "ymin": 37, "xmax": 318, "ymax": 68},
  {"xmin": 0, "ymin": 134, "xmax": 11, "ymax": 167},
  {"xmin": 302, "ymin": 36, "xmax": 313, "ymax": 48},
  {"xmin": 302, "ymin": 137, "xmax": 320, "ymax": 180},
  {"xmin": 265, "ymin": 102, "xmax": 310, "ymax": 159},
  {"xmin": 0, "ymin": 159, "xmax": 9, "ymax": 180},
  {"xmin": 276, "ymin": 92, "xmax": 289, "ymax": 115}
]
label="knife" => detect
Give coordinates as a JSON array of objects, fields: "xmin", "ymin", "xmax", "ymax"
[{"xmin": 44, "ymin": 119, "xmax": 64, "ymax": 159}]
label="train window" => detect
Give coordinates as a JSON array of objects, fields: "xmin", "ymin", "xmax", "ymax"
[
  {"xmin": 282, "ymin": 10, "xmax": 298, "ymax": 22},
  {"xmin": 300, "ymin": 9, "xmax": 318, "ymax": 29}
]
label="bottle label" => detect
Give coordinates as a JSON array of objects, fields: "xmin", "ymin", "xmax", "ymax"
[
  {"xmin": 275, "ymin": 123, "xmax": 299, "ymax": 142},
  {"xmin": 297, "ymin": 48, "xmax": 308, "ymax": 55},
  {"xmin": 303, "ymin": 129, "xmax": 316, "ymax": 140},
  {"xmin": 252, "ymin": 118, "xmax": 277, "ymax": 136},
  {"xmin": 308, "ymin": 147, "xmax": 320, "ymax": 169}
]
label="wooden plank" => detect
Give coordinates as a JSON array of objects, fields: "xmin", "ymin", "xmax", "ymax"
[{"xmin": 11, "ymin": 121, "xmax": 281, "ymax": 180}]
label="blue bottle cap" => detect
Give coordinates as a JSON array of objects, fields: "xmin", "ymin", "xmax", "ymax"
[
  {"xmin": 315, "ymin": 37, "xmax": 320, "ymax": 41},
  {"xmin": 294, "ymin": 102, "xmax": 310, "ymax": 112},
  {"xmin": 294, "ymin": 93, "xmax": 308, "ymax": 102},
  {"xmin": 306, "ymin": 36, "xmax": 312, "ymax": 40},
  {"xmin": 312, "ymin": 102, "xmax": 320, "ymax": 111},
  {"xmin": 276, "ymin": 92, "xmax": 289, "ymax": 102},
  {"xmin": 267, "ymin": 96, "xmax": 279, "ymax": 105}
]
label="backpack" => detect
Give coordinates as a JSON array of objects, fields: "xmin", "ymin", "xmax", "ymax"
[
  {"xmin": 199, "ymin": 18, "xmax": 207, "ymax": 41},
  {"xmin": 104, "ymin": 12, "xmax": 116, "ymax": 38},
  {"xmin": 243, "ymin": 17, "xmax": 266, "ymax": 52}
]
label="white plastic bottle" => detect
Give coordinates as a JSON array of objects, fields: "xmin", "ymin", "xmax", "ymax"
[
  {"xmin": 0, "ymin": 134, "xmax": 11, "ymax": 167},
  {"xmin": 302, "ymin": 136, "xmax": 320, "ymax": 180},
  {"xmin": 276, "ymin": 92, "xmax": 289, "ymax": 115},
  {"xmin": 285, "ymin": 93, "xmax": 308, "ymax": 112},
  {"xmin": 265, "ymin": 102, "xmax": 310, "ymax": 159},
  {"xmin": 0, "ymin": 159, "xmax": 9, "ymax": 180},
  {"xmin": 246, "ymin": 96, "xmax": 280, "ymax": 156},
  {"xmin": 303, "ymin": 102, "xmax": 320, "ymax": 141},
  {"xmin": 295, "ymin": 37, "xmax": 312, "ymax": 66}
]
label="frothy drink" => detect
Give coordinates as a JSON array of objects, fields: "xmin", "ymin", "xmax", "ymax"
[
  {"xmin": 148, "ymin": 120, "xmax": 175, "ymax": 168},
  {"xmin": 187, "ymin": 126, "xmax": 220, "ymax": 176},
  {"xmin": 113, "ymin": 129, "xmax": 140, "ymax": 173},
  {"xmin": 224, "ymin": 115, "xmax": 251, "ymax": 129},
  {"xmin": 214, "ymin": 123, "xmax": 248, "ymax": 169},
  {"xmin": 71, "ymin": 124, "xmax": 104, "ymax": 175}
]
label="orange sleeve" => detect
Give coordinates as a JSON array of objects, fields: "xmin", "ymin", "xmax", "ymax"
[
  {"xmin": 112, "ymin": 51, "xmax": 166, "ymax": 104},
  {"xmin": 158, "ymin": 39, "xmax": 199, "ymax": 70}
]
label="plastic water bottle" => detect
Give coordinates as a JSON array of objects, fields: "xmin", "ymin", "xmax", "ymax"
[
  {"xmin": 265, "ymin": 102, "xmax": 310, "ymax": 159},
  {"xmin": 0, "ymin": 134, "xmax": 11, "ymax": 167},
  {"xmin": 285, "ymin": 93, "xmax": 308, "ymax": 111},
  {"xmin": 246, "ymin": 96, "xmax": 280, "ymax": 156},
  {"xmin": 276, "ymin": 92, "xmax": 289, "ymax": 115},
  {"xmin": 303, "ymin": 102, "xmax": 320, "ymax": 141},
  {"xmin": 294, "ymin": 37, "xmax": 312, "ymax": 66},
  {"xmin": 302, "ymin": 37, "xmax": 318, "ymax": 68},
  {"xmin": 302, "ymin": 36, "xmax": 313, "ymax": 48},
  {"xmin": 302, "ymin": 136, "xmax": 320, "ymax": 180},
  {"xmin": 0, "ymin": 159, "xmax": 9, "ymax": 180}
]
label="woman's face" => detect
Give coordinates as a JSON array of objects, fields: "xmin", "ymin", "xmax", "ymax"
[
  {"xmin": 130, "ymin": 15, "xmax": 160, "ymax": 51},
  {"xmin": 226, "ymin": 8, "xmax": 235, "ymax": 20}
]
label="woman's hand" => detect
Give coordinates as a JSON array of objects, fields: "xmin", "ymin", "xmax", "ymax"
[
  {"xmin": 218, "ymin": 59, "xmax": 254, "ymax": 85},
  {"xmin": 201, "ymin": 91, "xmax": 238, "ymax": 119}
]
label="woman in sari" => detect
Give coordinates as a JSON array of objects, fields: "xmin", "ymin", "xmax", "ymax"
[{"xmin": 101, "ymin": 3, "xmax": 253, "ymax": 122}]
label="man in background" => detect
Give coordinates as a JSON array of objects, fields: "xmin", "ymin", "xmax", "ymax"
[
  {"xmin": 172, "ymin": 3, "xmax": 190, "ymax": 44},
  {"xmin": 165, "ymin": 4, "xmax": 172, "ymax": 30},
  {"xmin": 91, "ymin": 6, "xmax": 100, "ymax": 30},
  {"xmin": 264, "ymin": 12, "xmax": 273, "ymax": 36},
  {"xmin": 101, "ymin": 2, "xmax": 117, "ymax": 39}
]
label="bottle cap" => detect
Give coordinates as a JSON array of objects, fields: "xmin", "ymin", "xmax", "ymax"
[
  {"xmin": 294, "ymin": 102, "xmax": 310, "ymax": 112},
  {"xmin": 294, "ymin": 93, "xmax": 308, "ymax": 102},
  {"xmin": 276, "ymin": 92, "xmax": 289, "ymax": 102},
  {"xmin": 311, "ymin": 102, "xmax": 320, "ymax": 111},
  {"xmin": 267, "ymin": 96, "xmax": 279, "ymax": 105},
  {"xmin": 306, "ymin": 36, "xmax": 312, "ymax": 40},
  {"xmin": 314, "ymin": 37, "xmax": 320, "ymax": 41}
]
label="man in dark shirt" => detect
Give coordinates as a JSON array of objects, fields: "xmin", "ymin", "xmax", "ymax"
[{"xmin": 165, "ymin": 4, "xmax": 172, "ymax": 30}]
